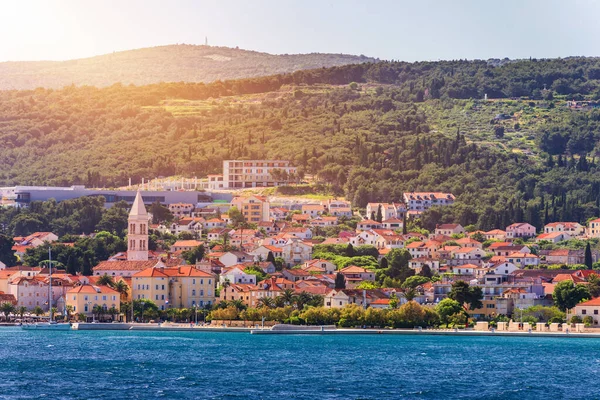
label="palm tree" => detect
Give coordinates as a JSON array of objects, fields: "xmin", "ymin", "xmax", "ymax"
[
  {"xmin": 112, "ymin": 280, "xmax": 129, "ymax": 302},
  {"xmin": 97, "ymin": 274, "xmax": 115, "ymax": 287},
  {"xmin": 32, "ymin": 306, "xmax": 44, "ymax": 317},
  {"xmin": 273, "ymin": 296, "xmax": 285, "ymax": 308},
  {"xmin": 403, "ymin": 288, "xmax": 417, "ymax": 302},
  {"xmin": 257, "ymin": 297, "xmax": 275, "ymax": 309},
  {"xmin": 280, "ymin": 289, "xmax": 295, "ymax": 306},
  {"xmin": 17, "ymin": 306, "xmax": 27, "ymax": 320},
  {"xmin": 293, "ymin": 292, "xmax": 312, "ymax": 310},
  {"xmin": 229, "ymin": 299, "xmax": 246, "ymax": 311},
  {"xmin": 222, "ymin": 232, "xmax": 230, "ymax": 251},
  {"xmin": 107, "ymin": 307, "xmax": 119, "ymax": 321},
  {"xmin": 65, "ymin": 305, "xmax": 74, "ymax": 322},
  {"xmin": 92, "ymin": 305, "xmax": 104, "ymax": 321},
  {"xmin": 0, "ymin": 302, "xmax": 15, "ymax": 321},
  {"xmin": 166, "ymin": 308, "xmax": 178, "ymax": 322},
  {"xmin": 216, "ymin": 300, "xmax": 229, "ymax": 309}
]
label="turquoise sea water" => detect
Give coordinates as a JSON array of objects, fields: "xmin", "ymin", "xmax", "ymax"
[{"xmin": 1, "ymin": 328, "xmax": 599, "ymax": 399}]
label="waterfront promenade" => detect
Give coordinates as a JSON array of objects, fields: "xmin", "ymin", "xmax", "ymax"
[{"xmin": 49, "ymin": 322, "xmax": 600, "ymax": 338}]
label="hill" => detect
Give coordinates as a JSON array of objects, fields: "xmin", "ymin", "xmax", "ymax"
[
  {"xmin": 0, "ymin": 44, "xmax": 377, "ymax": 90},
  {"xmin": 3, "ymin": 57, "xmax": 600, "ymax": 230}
]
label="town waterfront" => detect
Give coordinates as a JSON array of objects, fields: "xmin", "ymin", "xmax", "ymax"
[{"xmin": 1, "ymin": 329, "xmax": 600, "ymax": 399}]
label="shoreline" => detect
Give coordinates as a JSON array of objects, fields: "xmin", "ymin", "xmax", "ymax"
[{"xmin": 6, "ymin": 323, "xmax": 600, "ymax": 338}]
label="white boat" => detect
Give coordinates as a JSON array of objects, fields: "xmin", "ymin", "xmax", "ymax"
[
  {"xmin": 21, "ymin": 321, "xmax": 72, "ymax": 330},
  {"xmin": 20, "ymin": 248, "xmax": 71, "ymax": 331}
]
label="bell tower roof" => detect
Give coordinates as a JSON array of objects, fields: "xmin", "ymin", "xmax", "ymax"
[{"xmin": 129, "ymin": 191, "xmax": 148, "ymax": 217}]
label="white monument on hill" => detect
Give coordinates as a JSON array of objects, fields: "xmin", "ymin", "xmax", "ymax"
[{"xmin": 127, "ymin": 191, "xmax": 149, "ymax": 261}]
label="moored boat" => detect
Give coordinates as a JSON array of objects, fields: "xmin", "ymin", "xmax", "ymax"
[{"xmin": 21, "ymin": 321, "xmax": 72, "ymax": 330}]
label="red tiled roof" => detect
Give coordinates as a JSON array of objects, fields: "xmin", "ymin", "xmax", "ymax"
[
  {"xmin": 93, "ymin": 260, "xmax": 164, "ymax": 272},
  {"xmin": 576, "ymin": 297, "xmax": 600, "ymax": 307},
  {"xmin": 66, "ymin": 284, "xmax": 119, "ymax": 295}
]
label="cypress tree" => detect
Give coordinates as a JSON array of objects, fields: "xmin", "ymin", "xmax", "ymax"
[
  {"xmin": 585, "ymin": 242, "xmax": 593, "ymax": 270},
  {"xmin": 379, "ymin": 257, "xmax": 389, "ymax": 269},
  {"xmin": 376, "ymin": 204, "xmax": 383, "ymax": 223},
  {"xmin": 334, "ymin": 272, "xmax": 346, "ymax": 290},
  {"xmin": 346, "ymin": 243, "xmax": 356, "ymax": 257}
]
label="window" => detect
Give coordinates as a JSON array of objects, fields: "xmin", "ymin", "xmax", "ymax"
[
  {"xmin": 583, "ymin": 310, "xmax": 587, "ymax": 315},
  {"xmin": 595, "ymin": 310, "xmax": 598, "ymax": 315},
  {"xmin": 192, "ymin": 290, "xmax": 196, "ymax": 296}
]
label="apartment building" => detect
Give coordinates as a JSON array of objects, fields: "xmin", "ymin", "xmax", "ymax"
[{"xmin": 222, "ymin": 160, "xmax": 297, "ymax": 188}]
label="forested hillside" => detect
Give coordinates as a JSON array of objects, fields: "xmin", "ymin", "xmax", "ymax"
[
  {"xmin": 0, "ymin": 44, "xmax": 376, "ymax": 90},
  {"xmin": 3, "ymin": 57, "xmax": 600, "ymax": 229}
]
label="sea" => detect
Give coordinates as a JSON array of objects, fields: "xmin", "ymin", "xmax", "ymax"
[{"xmin": 0, "ymin": 328, "xmax": 599, "ymax": 399}]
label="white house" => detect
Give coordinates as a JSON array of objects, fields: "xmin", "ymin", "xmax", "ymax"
[
  {"xmin": 219, "ymin": 251, "xmax": 254, "ymax": 268},
  {"xmin": 219, "ymin": 266, "xmax": 257, "ymax": 285}
]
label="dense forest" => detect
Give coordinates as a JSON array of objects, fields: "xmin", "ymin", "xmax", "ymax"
[
  {"xmin": 0, "ymin": 44, "xmax": 377, "ymax": 90},
  {"xmin": 3, "ymin": 57, "xmax": 600, "ymax": 230}
]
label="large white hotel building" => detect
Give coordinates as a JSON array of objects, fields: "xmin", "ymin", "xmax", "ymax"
[{"xmin": 218, "ymin": 160, "xmax": 297, "ymax": 189}]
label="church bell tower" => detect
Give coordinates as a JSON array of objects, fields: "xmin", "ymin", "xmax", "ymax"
[{"xmin": 127, "ymin": 191, "xmax": 149, "ymax": 261}]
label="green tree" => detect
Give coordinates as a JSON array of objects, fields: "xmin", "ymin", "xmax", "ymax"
[
  {"xmin": 133, "ymin": 298, "xmax": 159, "ymax": 321},
  {"xmin": 384, "ymin": 248, "xmax": 413, "ymax": 282},
  {"xmin": 585, "ymin": 242, "xmax": 593, "ymax": 270},
  {"xmin": 112, "ymin": 280, "xmax": 130, "ymax": 302},
  {"xmin": 436, "ymin": 298, "xmax": 463, "ymax": 326},
  {"xmin": 403, "ymin": 288, "xmax": 417, "ymax": 301},
  {"xmin": 244, "ymin": 266, "xmax": 267, "ymax": 282},
  {"xmin": 182, "ymin": 244, "xmax": 205, "ymax": 265},
  {"xmin": 389, "ymin": 292, "xmax": 399, "ymax": 309},
  {"xmin": 419, "ymin": 264, "xmax": 432, "ymax": 278},
  {"xmin": 448, "ymin": 280, "xmax": 483, "ymax": 324},
  {"xmin": 97, "ymin": 200, "xmax": 130, "ymax": 236},
  {"xmin": 96, "ymin": 274, "xmax": 115, "ymax": 287},
  {"xmin": 376, "ymin": 205, "xmax": 383, "ymax": 223},
  {"xmin": 0, "ymin": 234, "xmax": 17, "ymax": 267},
  {"xmin": 494, "ymin": 125, "xmax": 505, "ymax": 139},
  {"xmin": 588, "ymin": 274, "xmax": 600, "ymax": 297},
  {"xmin": 402, "ymin": 275, "xmax": 429, "ymax": 289},
  {"xmin": 334, "ymin": 272, "xmax": 346, "ymax": 290},
  {"xmin": 228, "ymin": 207, "xmax": 245, "ymax": 227},
  {"xmin": 149, "ymin": 200, "xmax": 173, "ymax": 224},
  {"xmin": 553, "ymin": 280, "xmax": 590, "ymax": 311},
  {"xmin": 17, "ymin": 306, "xmax": 27, "ymax": 320},
  {"xmin": 0, "ymin": 302, "xmax": 15, "ymax": 321},
  {"xmin": 32, "ymin": 306, "xmax": 44, "ymax": 317}
]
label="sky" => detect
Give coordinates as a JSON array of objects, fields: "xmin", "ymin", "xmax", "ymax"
[{"xmin": 1, "ymin": 0, "xmax": 600, "ymax": 62}]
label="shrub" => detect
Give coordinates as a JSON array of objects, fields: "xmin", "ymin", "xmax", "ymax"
[
  {"xmin": 570, "ymin": 315, "xmax": 583, "ymax": 324},
  {"xmin": 583, "ymin": 315, "xmax": 594, "ymax": 327}
]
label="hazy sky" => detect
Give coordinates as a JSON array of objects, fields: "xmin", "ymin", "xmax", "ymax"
[{"xmin": 1, "ymin": 0, "xmax": 599, "ymax": 62}]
